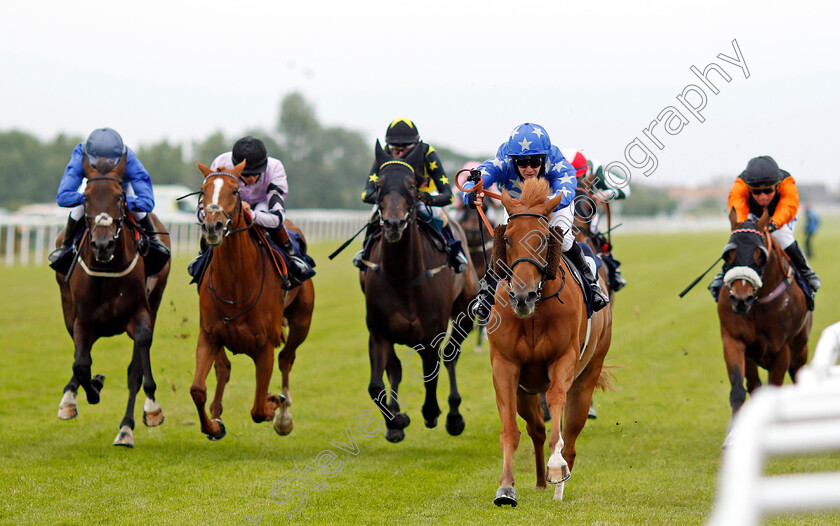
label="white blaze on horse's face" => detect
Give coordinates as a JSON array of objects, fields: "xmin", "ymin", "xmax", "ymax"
[{"xmin": 211, "ymin": 178, "xmax": 224, "ymax": 206}]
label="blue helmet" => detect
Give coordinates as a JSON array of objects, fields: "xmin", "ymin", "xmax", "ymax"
[
  {"xmin": 83, "ymin": 128, "xmax": 126, "ymax": 165},
  {"xmin": 506, "ymin": 123, "xmax": 551, "ymax": 157}
]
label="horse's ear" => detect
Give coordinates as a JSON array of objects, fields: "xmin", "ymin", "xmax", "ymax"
[
  {"xmin": 499, "ymin": 188, "xmax": 521, "ymax": 213},
  {"xmin": 232, "ymin": 160, "xmax": 247, "ymax": 177},
  {"xmin": 756, "ymin": 208, "xmax": 770, "ymax": 231},
  {"xmin": 82, "ymin": 153, "xmax": 93, "ymax": 175},
  {"xmin": 729, "ymin": 207, "xmax": 738, "ymax": 230},
  {"xmin": 404, "ymin": 142, "xmax": 425, "ymax": 170},
  {"xmin": 375, "ymin": 139, "xmax": 389, "ymax": 166},
  {"xmin": 543, "ymin": 191, "xmax": 565, "ymax": 217},
  {"xmin": 196, "ymin": 161, "xmax": 212, "ymax": 177},
  {"xmin": 113, "ymin": 153, "xmax": 127, "ymax": 176}
]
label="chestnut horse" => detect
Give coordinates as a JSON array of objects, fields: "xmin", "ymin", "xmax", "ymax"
[
  {"xmin": 717, "ymin": 208, "xmax": 811, "ymax": 444},
  {"xmin": 361, "ymin": 143, "xmax": 480, "ymax": 442},
  {"xmin": 55, "ymin": 155, "xmax": 170, "ymax": 447},
  {"xmin": 190, "ymin": 161, "xmax": 315, "ymax": 440},
  {"xmin": 486, "ymin": 178, "xmax": 612, "ymax": 506}
]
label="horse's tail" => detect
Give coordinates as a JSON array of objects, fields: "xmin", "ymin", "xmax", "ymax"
[{"xmin": 596, "ymin": 364, "xmax": 618, "ymax": 392}]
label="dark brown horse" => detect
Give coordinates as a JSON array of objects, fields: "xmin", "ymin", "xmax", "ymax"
[
  {"xmin": 717, "ymin": 208, "xmax": 811, "ymax": 445},
  {"xmin": 486, "ymin": 178, "xmax": 612, "ymax": 506},
  {"xmin": 55, "ymin": 155, "xmax": 171, "ymax": 447},
  {"xmin": 190, "ymin": 161, "xmax": 315, "ymax": 440},
  {"xmin": 361, "ymin": 143, "xmax": 480, "ymax": 442}
]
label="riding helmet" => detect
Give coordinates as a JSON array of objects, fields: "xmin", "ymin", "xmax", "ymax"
[
  {"xmin": 506, "ymin": 123, "xmax": 552, "ymax": 158},
  {"xmin": 385, "ymin": 119, "xmax": 420, "ymax": 145},
  {"xmin": 740, "ymin": 156, "xmax": 783, "ymax": 188},
  {"xmin": 84, "ymin": 128, "xmax": 126, "ymax": 165},
  {"xmin": 232, "ymin": 136, "xmax": 268, "ymax": 175},
  {"xmin": 560, "ymin": 148, "xmax": 589, "ymax": 178}
]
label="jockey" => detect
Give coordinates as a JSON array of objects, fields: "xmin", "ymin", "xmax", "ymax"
[
  {"xmin": 354, "ymin": 118, "xmax": 469, "ymax": 273},
  {"xmin": 709, "ymin": 155, "xmax": 821, "ymax": 305},
  {"xmin": 189, "ymin": 136, "xmax": 310, "ymax": 288},
  {"xmin": 463, "ymin": 123, "xmax": 610, "ymax": 313},
  {"xmin": 561, "ymin": 148, "xmax": 629, "ymax": 292},
  {"xmin": 49, "ymin": 127, "xmax": 170, "ymax": 276}
]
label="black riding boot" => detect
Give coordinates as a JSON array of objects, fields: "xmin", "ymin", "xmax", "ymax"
[
  {"xmin": 565, "ymin": 242, "xmax": 609, "ymax": 312},
  {"xmin": 441, "ymin": 223, "xmax": 468, "ymax": 273},
  {"xmin": 473, "ymin": 272, "xmax": 498, "ymax": 321},
  {"xmin": 353, "ymin": 222, "xmax": 380, "ymax": 270},
  {"xmin": 281, "ymin": 239, "xmax": 311, "ymax": 287},
  {"xmin": 49, "ymin": 215, "xmax": 81, "ymax": 272},
  {"xmin": 138, "ymin": 214, "xmax": 170, "ymax": 276},
  {"xmin": 785, "ymin": 241, "xmax": 821, "ymax": 292},
  {"xmin": 709, "ymin": 267, "xmax": 726, "ymax": 301}
]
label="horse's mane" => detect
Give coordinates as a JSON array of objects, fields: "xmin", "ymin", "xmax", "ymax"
[{"xmin": 519, "ymin": 178, "xmax": 550, "ymax": 209}]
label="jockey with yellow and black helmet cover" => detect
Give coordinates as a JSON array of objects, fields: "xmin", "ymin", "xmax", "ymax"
[
  {"xmin": 49, "ymin": 127, "xmax": 170, "ymax": 275},
  {"xmin": 462, "ymin": 123, "xmax": 610, "ymax": 314},
  {"xmin": 354, "ymin": 118, "xmax": 469, "ymax": 273},
  {"xmin": 709, "ymin": 155, "xmax": 820, "ymax": 308}
]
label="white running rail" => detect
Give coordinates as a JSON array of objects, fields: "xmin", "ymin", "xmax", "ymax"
[{"xmin": 707, "ymin": 322, "xmax": 840, "ymax": 525}]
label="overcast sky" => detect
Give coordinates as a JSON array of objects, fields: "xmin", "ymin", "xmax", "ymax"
[{"xmin": 2, "ymin": 1, "xmax": 839, "ymax": 189}]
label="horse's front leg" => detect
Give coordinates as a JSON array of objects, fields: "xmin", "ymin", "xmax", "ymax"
[
  {"xmin": 129, "ymin": 311, "xmax": 164, "ymax": 431},
  {"xmin": 190, "ymin": 331, "xmax": 226, "ymax": 440},
  {"xmin": 210, "ymin": 352, "xmax": 231, "ymax": 421},
  {"xmin": 368, "ymin": 332, "xmax": 409, "ymax": 443},
  {"xmin": 490, "ymin": 351, "xmax": 521, "ymax": 507},
  {"xmin": 767, "ymin": 344, "xmax": 791, "ymax": 386},
  {"xmin": 516, "ymin": 389, "xmax": 547, "ymax": 490},
  {"xmin": 274, "ymin": 287, "xmax": 314, "ymax": 436},
  {"xmin": 71, "ymin": 321, "xmax": 103, "ymax": 405},
  {"xmin": 721, "ymin": 332, "xmax": 747, "ymax": 448},
  {"xmin": 251, "ymin": 344, "xmax": 278, "ymax": 424},
  {"xmin": 545, "ymin": 351, "xmax": 577, "ymax": 486},
  {"xmin": 441, "ymin": 312, "xmax": 471, "ymax": 436}
]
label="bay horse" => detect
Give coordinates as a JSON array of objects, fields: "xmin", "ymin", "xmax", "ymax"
[
  {"xmin": 54, "ymin": 154, "xmax": 171, "ymax": 448},
  {"xmin": 717, "ymin": 208, "xmax": 811, "ymax": 444},
  {"xmin": 361, "ymin": 142, "xmax": 480, "ymax": 442},
  {"xmin": 486, "ymin": 178, "xmax": 612, "ymax": 506},
  {"xmin": 190, "ymin": 161, "xmax": 314, "ymax": 440}
]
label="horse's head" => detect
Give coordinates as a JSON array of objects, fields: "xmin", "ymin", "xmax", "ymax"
[
  {"xmin": 374, "ymin": 140, "xmax": 425, "ymax": 243},
  {"xmin": 495, "ymin": 178, "xmax": 565, "ymax": 317},
  {"xmin": 196, "ymin": 160, "xmax": 248, "ymax": 246},
  {"xmin": 82, "ymin": 154, "xmax": 127, "ymax": 264},
  {"xmin": 723, "ymin": 208, "xmax": 770, "ymax": 314}
]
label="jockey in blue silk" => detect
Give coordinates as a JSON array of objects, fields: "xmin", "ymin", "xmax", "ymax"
[
  {"xmin": 463, "ymin": 123, "xmax": 610, "ymax": 313},
  {"xmin": 49, "ymin": 127, "xmax": 170, "ymax": 275}
]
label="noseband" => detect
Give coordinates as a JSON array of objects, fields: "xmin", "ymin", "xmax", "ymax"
[{"xmin": 503, "ymin": 212, "xmax": 561, "ymax": 298}]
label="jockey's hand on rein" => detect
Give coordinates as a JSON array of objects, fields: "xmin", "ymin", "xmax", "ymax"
[
  {"xmin": 467, "ymin": 169, "xmax": 482, "ymax": 184},
  {"xmin": 766, "ymin": 220, "xmax": 779, "ymax": 233},
  {"xmin": 418, "ymin": 192, "xmax": 433, "ymax": 205}
]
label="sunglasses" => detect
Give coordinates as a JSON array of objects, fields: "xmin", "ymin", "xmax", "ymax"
[
  {"xmin": 514, "ymin": 157, "xmax": 543, "ymax": 168},
  {"xmin": 749, "ymin": 187, "xmax": 776, "ymax": 195}
]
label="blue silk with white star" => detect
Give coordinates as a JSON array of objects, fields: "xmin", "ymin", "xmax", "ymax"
[{"xmin": 463, "ymin": 143, "xmax": 577, "ymax": 212}]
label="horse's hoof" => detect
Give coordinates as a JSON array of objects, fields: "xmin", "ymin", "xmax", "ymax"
[
  {"xmin": 494, "ymin": 486, "xmax": 517, "ymax": 507},
  {"xmin": 143, "ymin": 409, "xmax": 165, "ymax": 428},
  {"xmin": 384, "ymin": 428, "xmax": 405, "ymax": 443},
  {"xmin": 445, "ymin": 414, "xmax": 465, "ymax": 436},
  {"xmin": 424, "ymin": 417, "xmax": 438, "ymax": 429},
  {"xmin": 546, "ymin": 465, "xmax": 571, "ymax": 484},
  {"xmin": 392, "ymin": 413, "xmax": 410, "ymax": 430},
  {"xmin": 206, "ymin": 419, "xmax": 226, "ymax": 441},
  {"xmin": 58, "ymin": 403, "xmax": 78, "ymax": 420},
  {"xmin": 86, "ymin": 374, "xmax": 106, "ymax": 405},
  {"xmin": 273, "ymin": 411, "xmax": 294, "ymax": 436},
  {"xmin": 588, "ymin": 406, "xmax": 598, "ymax": 420},
  {"xmin": 113, "ymin": 425, "xmax": 134, "ymax": 448}
]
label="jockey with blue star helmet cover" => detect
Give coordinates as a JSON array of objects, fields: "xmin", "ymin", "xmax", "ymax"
[
  {"xmin": 50, "ymin": 127, "xmax": 170, "ymax": 275},
  {"xmin": 463, "ymin": 122, "xmax": 609, "ymax": 311}
]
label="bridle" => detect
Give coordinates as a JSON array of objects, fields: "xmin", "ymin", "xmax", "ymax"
[
  {"xmin": 84, "ymin": 176, "xmax": 126, "ymax": 243},
  {"xmin": 376, "ymin": 160, "xmax": 417, "ymax": 228},
  {"xmin": 202, "ymin": 172, "xmax": 253, "ymax": 236},
  {"xmin": 502, "ymin": 212, "xmax": 565, "ymax": 302}
]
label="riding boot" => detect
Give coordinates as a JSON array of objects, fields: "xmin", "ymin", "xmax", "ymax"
[
  {"xmin": 473, "ymin": 272, "xmax": 498, "ymax": 320},
  {"xmin": 187, "ymin": 237, "xmax": 209, "ymax": 282},
  {"xmin": 353, "ymin": 222, "xmax": 380, "ymax": 269},
  {"xmin": 138, "ymin": 214, "xmax": 171, "ymax": 276},
  {"xmin": 565, "ymin": 242, "xmax": 609, "ymax": 312},
  {"xmin": 785, "ymin": 241, "xmax": 821, "ymax": 292},
  {"xmin": 441, "ymin": 223, "xmax": 468, "ymax": 273},
  {"xmin": 49, "ymin": 215, "xmax": 81, "ymax": 272},
  {"xmin": 281, "ymin": 240, "xmax": 311, "ymax": 277},
  {"xmin": 601, "ymin": 252, "xmax": 627, "ymax": 292},
  {"xmin": 708, "ymin": 268, "xmax": 726, "ymax": 301}
]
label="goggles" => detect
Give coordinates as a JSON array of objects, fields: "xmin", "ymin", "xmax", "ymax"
[{"xmin": 514, "ymin": 156, "xmax": 544, "ymax": 168}]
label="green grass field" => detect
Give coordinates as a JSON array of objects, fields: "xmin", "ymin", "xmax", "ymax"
[{"xmin": 1, "ymin": 225, "xmax": 839, "ymax": 525}]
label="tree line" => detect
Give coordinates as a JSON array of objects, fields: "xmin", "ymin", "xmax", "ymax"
[{"xmin": 0, "ymin": 92, "xmax": 673, "ymax": 214}]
